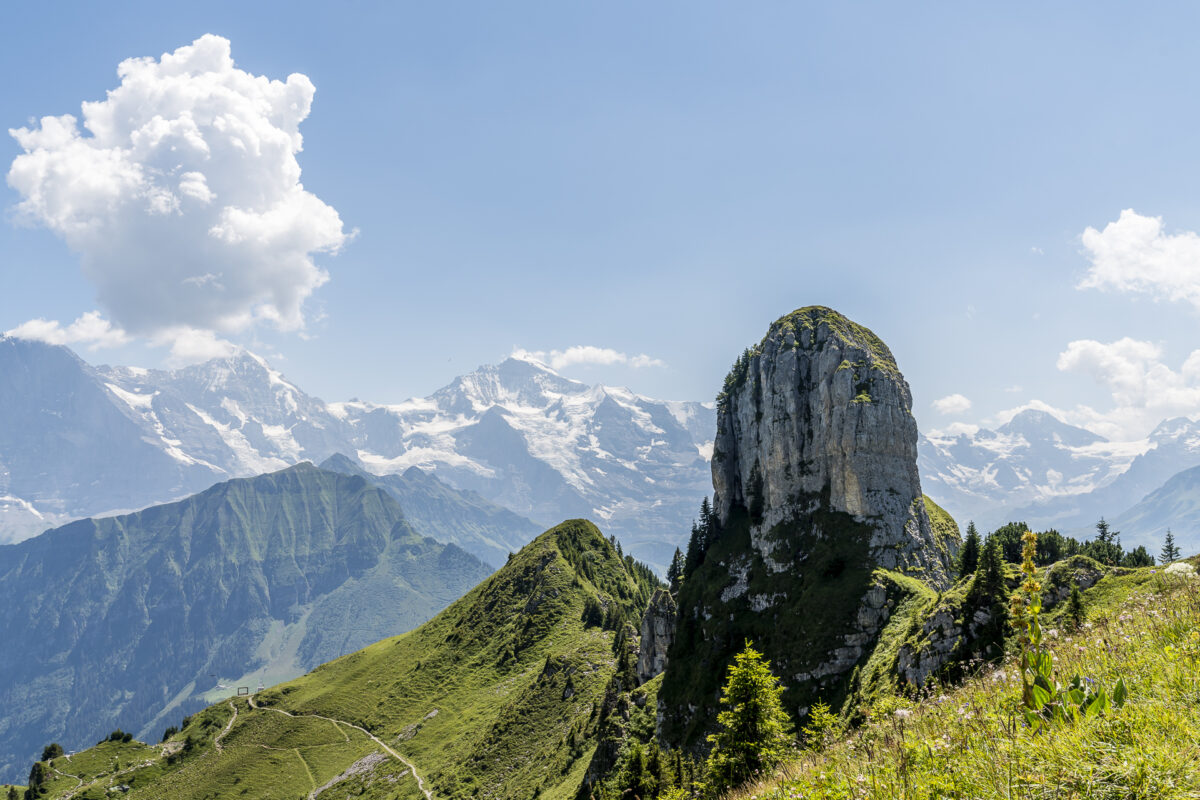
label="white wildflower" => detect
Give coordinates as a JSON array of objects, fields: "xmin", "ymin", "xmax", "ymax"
[{"xmin": 1165, "ymin": 562, "xmax": 1198, "ymax": 579}]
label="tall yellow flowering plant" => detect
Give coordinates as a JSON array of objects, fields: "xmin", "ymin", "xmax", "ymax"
[{"xmin": 1010, "ymin": 529, "xmax": 1127, "ymax": 730}]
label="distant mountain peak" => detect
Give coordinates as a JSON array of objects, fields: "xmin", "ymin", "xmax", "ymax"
[{"xmin": 997, "ymin": 409, "xmax": 1107, "ymax": 446}]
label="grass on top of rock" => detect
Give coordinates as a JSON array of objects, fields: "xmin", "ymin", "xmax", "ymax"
[
  {"xmin": 716, "ymin": 306, "xmax": 901, "ymax": 411},
  {"xmin": 728, "ymin": 558, "xmax": 1200, "ymax": 800},
  {"xmin": 774, "ymin": 306, "xmax": 900, "ymax": 377}
]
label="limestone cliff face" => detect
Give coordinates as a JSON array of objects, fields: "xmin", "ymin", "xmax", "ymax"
[
  {"xmin": 636, "ymin": 589, "xmax": 676, "ymax": 684},
  {"xmin": 659, "ymin": 306, "xmax": 958, "ymax": 745},
  {"xmin": 712, "ymin": 306, "xmax": 952, "ymax": 586}
]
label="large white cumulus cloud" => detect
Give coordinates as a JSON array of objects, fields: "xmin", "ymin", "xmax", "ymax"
[
  {"xmin": 6, "ymin": 34, "xmax": 348, "ymax": 337},
  {"xmin": 1079, "ymin": 209, "xmax": 1200, "ymax": 310}
]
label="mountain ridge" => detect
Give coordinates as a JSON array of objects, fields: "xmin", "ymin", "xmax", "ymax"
[{"xmin": 0, "ymin": 462, "xmax": 491, "ymax": 782}]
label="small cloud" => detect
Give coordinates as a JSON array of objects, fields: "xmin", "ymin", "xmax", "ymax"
[
  {"xmin": 630, "ymin": 353, "xmax": 667, "ymax": 369},
  {"xmin": 5, "ymin": 311, "xmax": 130, "ymax": 350},
  {"xmin": 932, "ymin": 393, "xmax": 972, "ymax": 415},
  {"xmin": 1004, "ymin": 385, "xmax": 1023, "ymax": 393},
  {"xmin": 1031, "ymin": 246, "xmax": 1044, "ymax": 255},
  {"xmin": 183, "ymin": 272, "xmax": 224, "ymax": 289},
  {"xmin": 927, "ymin": 421, "xmax": 981, "ymax": 438},
  {"xmin": 158, "ymin": 327, "xmax": 239, "ymax": 367},
  {"xmin": 512, "ymin": 346, "xmax": 667, "ymax": 371}
]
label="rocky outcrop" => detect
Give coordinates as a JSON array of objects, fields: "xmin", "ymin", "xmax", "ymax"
[
  {"xmin": 659, "ymin": 307, "xmax": 959, "ymax": 745},
  {"xmin": 895, "ymin": 557, "xmax": 1109, "ymax": 688},
  {"xmin": 896, "ymin": 607, "xmax": 973, "ymax": 688},
  {"xmin": 712, "ymin": 306, "xmax": 952, "ymax": 587},
  {"xmin": 636, "ymin": 589, "xmax": 676, "ymax": 684},
  {"xmin": 1041, "ymin": 557, "xmax": 1106, "ymax": 610}
]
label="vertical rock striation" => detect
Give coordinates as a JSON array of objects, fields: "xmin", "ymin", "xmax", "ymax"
[
  {"xmin": 711, "ymin": 307, "xmax": 952, "ymax": 584},
  {"xmin": 660, "ymin": 306, "xmax": 957, "ymax": 745},
  {"xmin": 636, "ymin": 589, "xmax": 676, "ymax": 684}
]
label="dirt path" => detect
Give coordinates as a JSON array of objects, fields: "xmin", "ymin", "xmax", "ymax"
[
  {"xmin": 293, "ymin": 748, "xmax": 316, "ymax": 794},
  {"xmin": 49, "ymin": 762, "xmax": 83, "ymax": 792},
  {"xmin": 214, "ymin": 701, "xmax": 239, "ymax": 752},
  {"xmin": 247, "ymin": 696, "xmax": 433, "ymax": 800},
  {"xmin": 60, "ymin": 757, "xmax": 157, "ymax": 800}
]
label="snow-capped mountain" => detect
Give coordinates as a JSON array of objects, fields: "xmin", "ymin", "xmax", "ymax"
[
  {"xmin": 0, "ymin": 337, "xmax": 715, "ymax": 569},
  {"xmin": 919, "ymin": 409, "xmax": 1200, "ymax": 535},
  {"xmin": 0, "ymin": 337, "xmax": 221, "ymax": 539},
  {"xmin": 330, "ymin": 356, "xmax": 716, "ymax": 569},
  {"xmin": 97, "ymin": 350, "xmax": 350, "ymax": 477}
]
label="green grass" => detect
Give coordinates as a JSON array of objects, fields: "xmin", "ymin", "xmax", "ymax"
[
  {"xmin": 921, "ymin": 495, "xmax": 961, "ymax": 564},
  {"xmin": 731, "ymin": 559, "xmax": 1200, "ymax": 799},
  {"xmin": 30, "ymin": 519, "xmax": 659, "ymax": 800}
]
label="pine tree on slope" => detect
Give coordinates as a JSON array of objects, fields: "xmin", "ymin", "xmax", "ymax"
[
  {"xmin": 705, "ymin": 641, "xmax": 794, "ymax": 793},
  {"xmin": 1162, "ymin": 529, "xmax": 1181, "ymax": 564},
  {"xmin": 958, "ymin": 521, "xmax": 981, "ymax": 577}
]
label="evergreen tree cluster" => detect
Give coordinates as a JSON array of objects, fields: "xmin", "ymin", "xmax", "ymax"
[
  {"xmin": 684, "ymin": 497, "xmax": 719, "ymax": 579},
  {"xmin": 966, "ymin": 518, "xmax": 1166, "ymax": 574},
  {"xmin": 967, "ymin": 534, "xmax": 1010, "ymax": 660},
  {"xmin": 717, "ymin": 347, "xmax": 758, "ymax": 413},
  {"xmin": 666, "ymin": 548, "xmax": 685, "ymax": 592}
]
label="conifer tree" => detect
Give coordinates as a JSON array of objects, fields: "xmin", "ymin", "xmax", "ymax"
[
  {"xmin": 684, "ymin": 496, "xmax": 717, "ymax": 578},
  {"xmin": 667, "ymin": 548, "xmax": 685, "ymax": 591},
  {"xmin": 1162, "ymin": 529, "xmax": 1181, "ymax": 563},
  {"xmin": 1067, "ymin": 585, "xmax": 1086, "ymax": 631},
  {"xmin": 25, "ymin": 761, "xmax": 48, "ymax": 798},
  {"xmin": 684, "ymin": 521, "xmax": 704, "ymax": 577},
  {"xmin": 1085, "ymin": 518, "xmax": 1124, "ymax": 566},
  {"xmin": 1121, "ymin": 545, "xmax": 1154, "ymax": 568},
  {"xmin": 958, "ymin": 521, "xmax": 981, "ymax": 577},
  {"xmin": 705, "ymin": 641, "xmax": 794, "ymax": 792},
  {"xmin": 698, "ymin": 496, "xmax": 718, "ymax": 550},
  {"xmin": 969, "ymin": 536, "xmax": 1010, "ymax": 659}
]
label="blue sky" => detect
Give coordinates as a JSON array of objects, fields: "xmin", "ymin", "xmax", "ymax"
[{"xmin": 4, "ymin": 2, "xmax": 1200, "ymax": 441}]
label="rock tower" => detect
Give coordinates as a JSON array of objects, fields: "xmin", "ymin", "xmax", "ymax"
[{"xmin": 659, "ymin": 306, "xmax": 957, "ymax": 744}]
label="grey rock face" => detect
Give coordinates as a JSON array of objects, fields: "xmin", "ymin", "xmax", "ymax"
[
  {"xmin": 896, "ymin": 608, "xmax": 967, "ymax": 688},
  {"xmin": 895, "ymin": 557, "xmax": 1108, "ymax": 687},
  {"xmin": 1041, "ymin": 561, "xmax": 1105, "ymax": 611},
  {"xmin": 636, "ymin": 589, "xmax": 676, "ymax": 684},
  {"xmin": 712, "ymin": 307, "xmax": 952, "ymax": 588}
]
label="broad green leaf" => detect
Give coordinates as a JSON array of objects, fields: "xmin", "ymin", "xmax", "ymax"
[
  {"xmin": 1113, "ymin": 678, "xmax": 1128, "ymax": 708},
  {"xmin": 1031, "ymin": 682, "xmax": 1051, "ymax": 710}
]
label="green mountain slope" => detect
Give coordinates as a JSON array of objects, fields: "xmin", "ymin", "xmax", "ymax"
[
  {"xmin": 24, "ymin": 519, "xmax": 659, "ymax": 800},
  {"xmin": 319, "ymin": 453, "xmax": 542, "ymax": 568},
  {"xmin": 1109, "ymin": 463, "xmax": 1200, "ymax": 551},
  {"xmin": 734, "ymin": 558, "xmax": 1200, "ymax": 800},
  {"xmin": 0, "ymin": 463, "xmax": 491, "ymax": 783}
]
